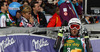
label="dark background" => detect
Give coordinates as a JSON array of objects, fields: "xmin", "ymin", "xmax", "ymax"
[{"xmin": 83, "ymin": 0, "xmax": 100, "ymax": 14}]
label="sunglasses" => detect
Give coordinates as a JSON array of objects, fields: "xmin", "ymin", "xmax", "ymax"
[{"xmin": 70, "ymin": 24, "xmax": 80, "ymax": 30}]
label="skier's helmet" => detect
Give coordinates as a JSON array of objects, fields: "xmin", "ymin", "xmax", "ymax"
[{"xmin": 68, "ymin": 18, "xmax": 81, "ymax": 30}]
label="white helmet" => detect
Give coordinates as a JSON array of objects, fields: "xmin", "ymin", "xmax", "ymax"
[{"xmin": 68, "ymin": 18, "xmax": 81, "ymax": 29}]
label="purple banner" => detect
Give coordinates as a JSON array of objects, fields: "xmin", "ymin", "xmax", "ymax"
[
  {"xmin": 90, "ymin": 39, "xmax": 100, "ymax": 52},
  {"xmin": 0, "ymin": 35, "xmax": 56, "ymax": 52}
]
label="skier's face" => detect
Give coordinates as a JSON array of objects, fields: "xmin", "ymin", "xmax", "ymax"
[
  {"xmin": 70, "ymin": 28, "xmax": 79, "ymax": 36},
  {"xmin": 70, "ymin": 24, "xmax": 80, "ymax": 36}
]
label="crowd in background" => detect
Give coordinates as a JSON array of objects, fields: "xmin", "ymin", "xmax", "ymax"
[{"xmin": 0, "ymin": 0, "xmax": 99, "ymax": 28}]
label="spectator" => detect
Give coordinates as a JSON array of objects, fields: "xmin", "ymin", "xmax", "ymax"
[
  {"xmin": 36, "ymin": 0, "xmax": 42, "ymax": 6},
  {"xmin": 35, "ymin": 0, "xmax": 44, "ymax": 13},
  {"xmin": 43, "ymin": 1, "xmax": 57, "ymax": 15},
  {"xmin": 94, "ymin": 16, "xmax": 99, "ymax": 23},
  {"xmin": 7, "ymin": 2, "xmax": 22, "ymax": 26},
  {"xmin": 77, "ymin": 0, "xmax": 83, "ymax": 8},
  {"xmin": 20, "ymin": 5, "xmax": 34, "ymax": 27},
  {"xmin": 15, "ymin": 10, "xmax": 23, "ymax": 27},
  {"xmin": 22, "ymin": 0, "xmax": 30, "ymax": 7},
  {"xmin": 47, "ymin": 7, "xmax": 62, "ymax": 27},
  {"xmin": 56, "ymin": 0, "xmax": 82, "ymax": 24},
  {"xmin": 3, "ymin": 0, "xmax": 11, "ymax": 5},
  {"xmin": 2, "ymin": 0, "xmax": 11, "ymax": 13},
  {"xmin": 0, "ymin": 1, "xmax": 8, "ymax": 27},
  {"xmin": 82, "ymin": 16, "xmax": 91, "ymax": 24},
  {"xmin": 96, "ymin": 16, "xmax": 100, "ymax": 23},
  {"xmin": 72, "ymin": 0, "xmax": 82, "ymax": 19},
  {"xmin": 82, "ymin": 16, "xmax": 95, "ymax": 24},
  {"xmin": 32, "ymin": 0, "xmax": 57, "ymax": 15},
  {"xmin": 31, "ymin": 2, "xmax": 47, "ymax": 27},
  {"xmin": 27, "ymin": 0, "xmax": 32, "ymax": 5},
  {"xmin": 82, "ymin": 16, "xmax": 99, "ymax": 24}
]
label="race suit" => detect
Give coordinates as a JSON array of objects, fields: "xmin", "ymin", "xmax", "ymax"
[
  {"xmin": 54, "ymin": 29, "xmax": 93, "ymax": 52},
  {"xmin": 63, "ymin": 36, "xmax": 86, "ymax": 52}
]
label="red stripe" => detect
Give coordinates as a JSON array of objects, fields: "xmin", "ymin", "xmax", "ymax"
[
  {"xmin": 37, "ymin": 14, "xmax": 40, "ymax": 24},
  {"xmin": 9, "ymin": 14, "xmax": 14, "ymax": 21}
]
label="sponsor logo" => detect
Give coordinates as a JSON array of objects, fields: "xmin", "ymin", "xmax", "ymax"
[
  {"xmin": 0, "ymin": 37, "xmax": 15, "ymax": 52},
  {"xmin": 66, "ymin": 40, "xmax": 75, "ymax": 43},
  {"xmin": 32, "ymin": 38, "xmax": 49, "ymax": 50}
]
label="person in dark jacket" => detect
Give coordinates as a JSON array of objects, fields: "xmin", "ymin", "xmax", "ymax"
[
  {"xmin": 31, "ymin": 2, "xmax": 47, "ymax": 27},
  {"xmin": 56, "ymin": 0, "xmax": 82, "ymax": 24}
]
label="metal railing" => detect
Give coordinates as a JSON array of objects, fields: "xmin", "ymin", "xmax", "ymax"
[{"xmin": 0, "ymin": 23, "xmax": 100, "ymax": 38}]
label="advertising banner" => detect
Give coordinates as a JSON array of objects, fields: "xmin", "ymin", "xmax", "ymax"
[
  {"xmin": 90, "ymin": 39, "xmax": 100, "ymax": 52},
  {"xmin": 0, "ymin": 34, "xmax": 56, "ymax": 52},
  {"xmin": 0, "ymin": 34, "xmax": 100, "ymax": 52}
]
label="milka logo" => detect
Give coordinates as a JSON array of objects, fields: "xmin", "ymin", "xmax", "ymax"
[
  {"xmin": 32, "ymin": 38, "xmax": 49, "ymax": 50},
  {"xmin": 0, "ymin": 37, "xmax": 15, "ymax": 52}
]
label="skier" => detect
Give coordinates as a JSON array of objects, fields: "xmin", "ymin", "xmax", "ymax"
[{"xmin": 54, "ymin": 18, "xmax": 93, "ymax": 52}]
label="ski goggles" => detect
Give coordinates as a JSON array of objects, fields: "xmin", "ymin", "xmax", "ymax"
[{"xmin": 70, "ymin": 24, "xmax": 80, "ymax": 30}]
